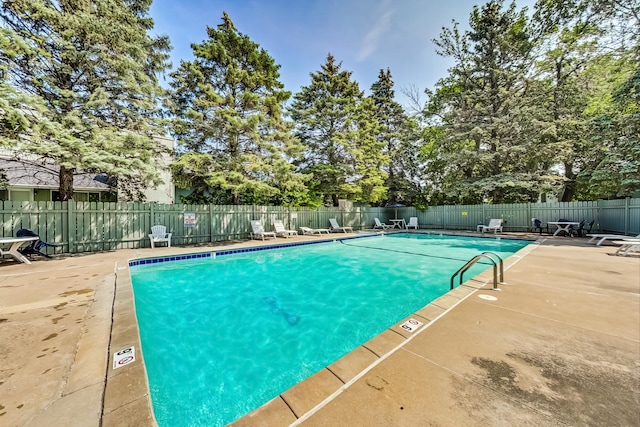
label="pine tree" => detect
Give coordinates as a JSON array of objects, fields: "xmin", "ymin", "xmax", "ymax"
[
  {"xmin": 370, "ymin": 68, "xmax": 422, "ymax": 206},
  {"xmin": 290, "ymin": 53, "xmax": 382, "ymax": 206},
  {"xmin": 169, "ymin": 12, "xmax": 308, "ymax": 206},
  {"xmin": 0, "ymin": 0, "xmax": 171, "ymax": 201},
  {"xmin": 350, "ymin": 96, "xmax": 388, "ymax": 204},
  {"xmin": 425, "ymin": 0, "xmax": 543, "ymax": 204}
]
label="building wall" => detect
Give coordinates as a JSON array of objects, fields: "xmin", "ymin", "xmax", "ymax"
[
  {"xmin": 138, "ymin": 135, "xmax": 175, "ymax": 204},
  {"xmin": 2, "ymin": 134, "xmax": 177, "ymax": 203}
]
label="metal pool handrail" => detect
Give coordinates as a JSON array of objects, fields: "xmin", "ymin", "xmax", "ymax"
[
  {"xmin": 482, "ymin": 251, "xmax": 505, "ymax": 284},
  {"xmin": 450, "ymin": 251, "xmax": 506, "ymax": 290}
]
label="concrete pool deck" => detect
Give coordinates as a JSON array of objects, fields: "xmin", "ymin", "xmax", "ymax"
[{"xmin": 1, "ymin": 231, "xmax": 638, "ymax": 426}]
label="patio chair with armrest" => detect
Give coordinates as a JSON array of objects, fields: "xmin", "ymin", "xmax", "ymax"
[
  {"xmin": 149, "ymin": 225, "xmax": 172, "ymax": 248},
  {"xmin": 300, "ymin": 226, "xmax": 330, "ymax": 235},
  {"xmin": 273, "ymin": 220, "xmax": 297, "ymax": 238},
  {"xmin": 250, "ymin": 220, "xmax": 277, "ymax": 240},
  {"xmin": 579, "ymin": 220, "xmax": 595, "ymax": 236},
  {"xmin": 406, "ymin": 217, "xmax": 419, "ymax": 230},
  {"xmin": 373, "ymin": 218, "xmax": 393, "ymax": 230},
  {"xmin": 477, "ymin": 219, "xmax": 503, "ymax": 233},
  {"xmin": 329, "ymin": 218, "xmax": 353, "ymax": 233}
]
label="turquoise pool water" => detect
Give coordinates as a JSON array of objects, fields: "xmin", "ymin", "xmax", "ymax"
[{"xmin": 130, "ymin": 233, "xmax": 529, "ymax": 426}]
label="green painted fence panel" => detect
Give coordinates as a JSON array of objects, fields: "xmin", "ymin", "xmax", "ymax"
[{"xmin": 2, "ymin": 199, "xmax": 639, "ymax": 255}]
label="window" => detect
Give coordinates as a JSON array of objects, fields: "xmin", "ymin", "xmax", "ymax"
[
  {"xmin": 33, "ymin": 189, "xmax": 51, "ymax": 202},
  {"xmin": 9, "ymin": 189, "xmax": 31, "ymax": 201},
  {"xmin": 52, "ymin": 190, "xmax": 117, "ymax": 202}
]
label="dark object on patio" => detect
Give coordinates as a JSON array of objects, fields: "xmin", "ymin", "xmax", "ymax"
[
  {"xmin": 531, "ymin": 218, "xmax": 547, "ymax": 235},
  {"xmin": 16, "ymin": 229, "xmax": 59, "ymax": 259},
  {"xmin": 576, "ymin": 219, "xmax": 595, "ymax": 237},
  {"xmin": 584, "ymin": 219, "xmax": 594, "ymax": 234}
]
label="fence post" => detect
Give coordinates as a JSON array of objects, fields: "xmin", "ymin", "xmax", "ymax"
[
  {"xmin": 209, "ymin": 204, "xmax": 214, "ymax": 242},
  {"xmin": 625, "ymin": 197, "xmax": 629, "ymax": 235},
  {"xmin": 67, "ymin": 201, "xmax": 75, "ymax": 253}
]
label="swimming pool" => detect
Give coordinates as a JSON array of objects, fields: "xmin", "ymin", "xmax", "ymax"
[{"xmin": 130, "ymin": 233, "xmax": 530, "ymax": 426}]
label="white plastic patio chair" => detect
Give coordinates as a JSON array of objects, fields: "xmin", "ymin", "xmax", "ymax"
[
  {"xmin": 373, "ymin": 218, "xmax": 393, "ymax": 230},
  {"xmin": 612, "ymin": 239, "xmax": 640, "ymax": 256},
  {"xmin": 328, "ymin": 218, "xmax": 353, "ymax": 233},
  {"xmin": 149, "ymin": 225, "xmax": 172, "ymax": 248},
  {"xmin": 407, "ymin": 217, "xmax": 419, "ymax": 229},
  {"xmin": 299, "ymin": 227, "xmax": 330, "ymax": 235},
  {"xmin": 477, "ymin": 219, "xmax": 503, "ymax": 233},
  {"xmin": 587, "ymin": 233, "xmax": 640, "ymax": 246},
  {"xmin": 250, "ymin": 220, "xmax": 276, "ymax": 240},
  {"xmin": 273, "ymin": 220, "xmax": 298, "ymax": 238}
]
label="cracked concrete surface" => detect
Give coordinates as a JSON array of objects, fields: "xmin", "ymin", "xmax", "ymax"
[{"xmin": 0, "ymin": 233, "xmax": 638, "ymax": 427}]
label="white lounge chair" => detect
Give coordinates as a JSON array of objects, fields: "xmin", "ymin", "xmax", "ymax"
[
  {"xmin": 407, "ymin": 217, "xmax": 419, "ymax": 229},
  {"xmin": 149, "ymin": 225, "xmax": 172, "ymax": 248},
  {"xmin": 612, "ymin": 239, "xmax": 640, "ymax": 256},
  {"xmin": 300, "ymin": 226, "xmax": 330, "ymax": 235},
  {"xmin": 477, "ymin": 219, "xmax": 503, "ymax": 233},
  {"xmin": 273, "ymin": 220, "xmax": 297, "ymax": 238},
  {"xmin": 329, "ymin": 218, "xmax": 353, "ymax": 233},
  {"xmin": 587, "ymin": 233, "xmax": 640, "ymax": 246},
  {"xmin": 250, "ymin": 220, "xmax": 276, "ymax": 240},
  {"xmin": 374, "ymin": 218, "xmax": 393, "ymax": 229}
]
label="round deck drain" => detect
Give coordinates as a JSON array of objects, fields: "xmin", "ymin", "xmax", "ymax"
[{"xmin": 478, "ymin": 294, "xmax": 498, "ymax": 301}]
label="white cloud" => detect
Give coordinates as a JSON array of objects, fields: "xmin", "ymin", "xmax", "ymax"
[{"xmin": 356, "ymin": 4, "xmax": 394, "ymax": 62}]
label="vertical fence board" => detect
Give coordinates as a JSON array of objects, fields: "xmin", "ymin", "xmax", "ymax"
[{"xmin": 1, "ymin": 199, "xmax": 638, "ymax": 255}]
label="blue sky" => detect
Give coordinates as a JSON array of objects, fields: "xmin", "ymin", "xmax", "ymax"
[{"xmin": 149, "ymin": 0, "xmax": 536, "ymax": 106}]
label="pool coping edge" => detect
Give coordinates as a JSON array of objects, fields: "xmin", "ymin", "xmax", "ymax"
[{"xmin": 101, "ymin": 232, "xmax": 539, "ymax": 426}]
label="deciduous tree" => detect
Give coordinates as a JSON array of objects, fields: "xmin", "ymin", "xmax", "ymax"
[{"xmin": 425, "ymin": 0, "xmax": 544, "ymax": 204}]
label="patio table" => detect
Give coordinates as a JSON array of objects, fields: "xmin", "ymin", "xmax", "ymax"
[
  {"xmin": 0, "ymin": 236, "xmax": 39, "ymax": 264},
  {"xmin": 547, "ymin": 221, "xmax": 581, "ymax": 237},
  {"xmin": 389, "ymin": 219, "xmax": 407, "ymax": 229}
]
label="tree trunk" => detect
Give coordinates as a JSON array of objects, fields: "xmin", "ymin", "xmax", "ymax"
[
  {"xmin": 562, "ymin": 162, "xmax": 576, "ymax": 202},
  {"xmin": 59, "ymin": 166, "xmax": 75, "ymax": 201},
  {"xmin": 331, "ymin": 194, "xmax": 339, "ymax": 207}
]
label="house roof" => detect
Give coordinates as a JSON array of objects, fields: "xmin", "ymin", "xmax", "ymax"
[{"xmin": 0, "ymin": 158, "xmax": 112, "ymax": 191}]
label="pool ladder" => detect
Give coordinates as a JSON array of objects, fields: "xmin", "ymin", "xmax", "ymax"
[{"xmin": 450, "ymin": 251, "xmax": 506, "ymax": 290}]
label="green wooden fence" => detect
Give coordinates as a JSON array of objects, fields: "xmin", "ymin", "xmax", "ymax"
[{"xmin": 1, "ymin": 199, "xmax": 638, "ymax": 254}]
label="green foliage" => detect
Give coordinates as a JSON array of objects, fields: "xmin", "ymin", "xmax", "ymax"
[
  {"xmin": 369, "ymin": 68, "xmax": 423, "ymax": 206},
  {"xmin": 532, "ymin": 0, "xmax": 639, "ymax": 200},
  {"xmin": 422, "ymin": 0, "xmax": 637, "ymax": 203},
  {"xmin": 580, "ymin": 66, "xmax": 640, "ymax": 198},
  {"xmin": 290, "ymin": 54, "xmax": 385, "ymax": 206},
  {"xmin": 0, "ymin": 0, "xmax": 171, "ymax": 201},
  {"xmin": 425, "ymin": 0, "xmax": 549, "ymax": 204},
  {"xmin": 168, "ymin": 12, "xmax": 308, "ymax": 206}
]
